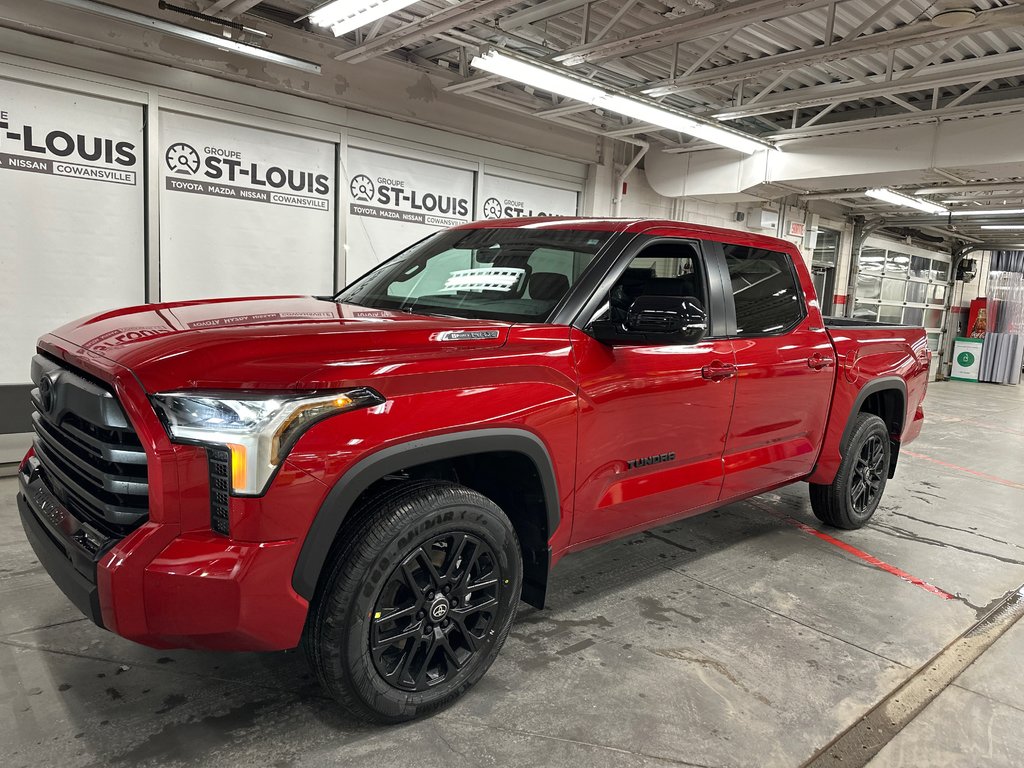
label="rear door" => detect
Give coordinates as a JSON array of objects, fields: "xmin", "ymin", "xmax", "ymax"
[
  {"xmin": 714, "ymin": 241, "xmax": 836, "ymax": 500},
  {"xmin": 569, "ymin": 234, "xmax": 737, "ymax": 546}
]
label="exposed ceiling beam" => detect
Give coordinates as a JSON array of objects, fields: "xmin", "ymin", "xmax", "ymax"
[
  {"xmin": 801, "ymin": 191, "xmax": 869, "ymax": 201},
  {"xmin": 642, "ymin": 5, "xmax": 1022, "ymax": 96},
  {"xmin": 591, "ymin": 0, "xmax": 641, "ymax": 44},
  {"xmin": 336, "ymin": 0, "xmax": 523, "ymax": 63},
  {"xmin": 496, "ymin": 0, "xmax": 592, "ymax": 32},
  {"xmin": 915, "ymin": 182, "xmax": 1024, "ymax": 195},
  {"xmin": 766, "ymin": 96, "xmax": 1024, "ymax": 140},
  {"xmin": 715, "ymin": 51, "xmax": 1024, "ymax": 119},
  {"xmin": 554, "ymin": 0, "xmax": 832, "ymax": 65},
  {"xmin": 202, "ymin": 0, "xmax": 260, "ymax": 18},
  {"xmin": 202, "ymin": 0, "xmax": 235, "ymax": 14},
  {"xmin": 882, "ymin": 217, "xmax": 1024, "ymax": 227}
]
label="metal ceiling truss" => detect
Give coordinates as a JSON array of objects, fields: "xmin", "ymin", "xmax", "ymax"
[
  {"xmin": 224, "ymin": 0, "xmax": 1024, "ymax": 152},
  {"xmin": 182, "ymin": 0, "xmax": 1024, "ymax": 245}
]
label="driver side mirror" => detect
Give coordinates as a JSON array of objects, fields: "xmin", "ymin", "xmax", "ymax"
[{"xmin": 591, "ymin": 295, "xmax": 708, "ymax": 346}]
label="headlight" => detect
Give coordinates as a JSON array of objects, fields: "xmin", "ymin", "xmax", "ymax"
[{"xmin": 150, "ymin": 388, "xmax": 384, "ymax": 495}]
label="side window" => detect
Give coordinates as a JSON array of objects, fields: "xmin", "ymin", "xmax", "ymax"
[
  {"xmin": 723, "ymin": 244, "xmax": 804, "ymax": 336},
  {"xmin": 590, "ymin": 241, "xmax": 706, "ymax": 325}
]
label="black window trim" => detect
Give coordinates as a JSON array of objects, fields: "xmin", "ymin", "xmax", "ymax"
[
  {"xmin": 566, "ymin": 233, "xmax": 730, "ymax": 341},
  {"xmin": 714, "ymin": 239, "xmax": 808, "ymax": 339}
]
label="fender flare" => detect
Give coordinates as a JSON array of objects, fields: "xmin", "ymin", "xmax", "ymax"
[
  {"xmin": 839, "ymin": 376, "xmax": 908, "ymax": 456},
  {"xmin": 291, "ymin": 428, "xmax": 560, "ymax": 600}
]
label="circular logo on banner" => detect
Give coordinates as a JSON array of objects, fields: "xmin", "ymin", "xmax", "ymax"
[
  {"xmin": 957, "ymin": 350, "xmax": 976, "ymax": 367},
  {"xmin": 482, "ymin": 197, "xmax": 503, "ymax": 219},
  {"xmin": 350, "ymin": 174, "xmax": 375, "ymax": 202},
  {"xmin": 165, "ymin": 142, "xmax": 201, "ymax": 175}
]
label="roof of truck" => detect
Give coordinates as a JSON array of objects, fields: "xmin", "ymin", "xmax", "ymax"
[{"xmin": 453, "ymin": 217, "xmax": 800, "ymax": 253}]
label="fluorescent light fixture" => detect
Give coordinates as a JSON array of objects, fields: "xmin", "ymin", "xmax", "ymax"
[
  {"xmin": 471, "ymin": 50, "xmax": 771, "ymax": 155},
  {"xmin": 473, "ymin": 51, "xmax": 607, "ymax": 104},
  {"xmin": 980, "ymin": 225, "xmax": 1024, "ymax": 230},
  {"xmin": 950, "ymin": 208, "xmax": 1024, "ymax": 216},
  {"xmin": 865, "ymin": 188, "xmax": 948, "ymax": 214},
  {"xmin": 309, "ymin": 0, "xmax": 419, "ymax": 36},
  {"xmin": 43, "ymin": 0, "xmax": 321, "ymax": 73}
]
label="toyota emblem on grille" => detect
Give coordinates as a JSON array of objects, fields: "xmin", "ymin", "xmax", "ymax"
[{"xmin": 39, "ymin": 375, "xmax": 55, "ymax": 413}]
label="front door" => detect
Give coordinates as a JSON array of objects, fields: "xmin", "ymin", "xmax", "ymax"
[{"xmin": 570, "ymin": 237, "xmax": 737, "ymax": 547}]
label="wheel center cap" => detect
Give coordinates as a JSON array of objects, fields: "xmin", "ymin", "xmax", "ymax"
[{"xmin": 429, "ymin": 596, "xmax": 450, "ymax": 623}]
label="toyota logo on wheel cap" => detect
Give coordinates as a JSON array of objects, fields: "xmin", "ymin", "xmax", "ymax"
[{"xmin": 429, "ymin": 597, "xmax": 450, "ymax": 622}]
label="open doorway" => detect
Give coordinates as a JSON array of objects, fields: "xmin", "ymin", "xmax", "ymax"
[{"xmin": 812, "ymin": 227, "xmax": 842, "ymax": 316}]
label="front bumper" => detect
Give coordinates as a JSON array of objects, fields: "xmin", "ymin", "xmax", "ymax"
[
  {"xmin": 18, "ymin": 457, "xmax": 113, "ymax": 627},
  {"xmin": 19, "ymin": 456, "xmax": 311, "ymax": 651}
]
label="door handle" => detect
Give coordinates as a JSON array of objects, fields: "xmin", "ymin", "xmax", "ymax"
[
  {"xmin": 807, "ymin": 353, "xmax": 835, "ymax": 370},
  {"xmin": 702, "ymin": 360, "xmax": 737, "ymax": 381}
]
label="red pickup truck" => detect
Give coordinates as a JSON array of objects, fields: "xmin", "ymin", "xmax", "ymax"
[{"xmin": 18, "ymin": 218, "xmax": 928, "ymax": 722}]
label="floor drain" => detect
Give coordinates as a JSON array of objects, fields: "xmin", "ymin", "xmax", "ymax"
[{"xmin": 801, "ymin": 584, "xmax": 1024, "ymax": 768}]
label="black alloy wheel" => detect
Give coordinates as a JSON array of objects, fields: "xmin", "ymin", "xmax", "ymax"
[
  {"xmin": 809, "ymin": 412, "xmax": 891, "ymax": 529},
  {"xmin": 304, "ymin": 480, "xmax": 522, "ymax": 722},
  {"xmin": 849, "ymin": 433, "xmax": 886, "ymax": 516},
  {"xmin": 370, "ymin": 532, "xmax": 502, "ymax": 692}
]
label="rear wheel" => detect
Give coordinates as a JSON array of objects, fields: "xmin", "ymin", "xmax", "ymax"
[
  {"xmin": 810, "ymin": 413, "xmax": 891, "ymax": 529},
  {"xmin": 304, "ymin": 480, "xmax": 522, "ymax": 723}
]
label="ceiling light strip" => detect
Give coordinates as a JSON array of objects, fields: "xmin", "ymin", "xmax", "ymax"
[
  {"xmin": 309, "ymin": 0, "xmax": 419, "ymax": 37},
  {"xmin": 864, "ymin": 188, "xmax": 948, "ymax": 215},
  {"xmin": 950, "ymin": 208, "xmax": 1024, "ymax": 217},
  {"xmin": 471, "ymin": 49, "xmax": 772, "ymax": 155}
]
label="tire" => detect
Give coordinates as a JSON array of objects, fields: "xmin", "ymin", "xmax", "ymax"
[
  {"xmin": 304, "ymin": 480, "xmax": 522, "ymax": 723},
  {"xmin": 809, "ymin": 413, "xmax": 891, "ymax": 530}
]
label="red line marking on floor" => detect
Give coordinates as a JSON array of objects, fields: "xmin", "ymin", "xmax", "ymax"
[
  {"xmin": 902, "ymin": 450, "xmax": 1024, "ymax": 490},
  {"xmin": 748, "ymin": 499, "xmax": 955, "ymax": 600}
]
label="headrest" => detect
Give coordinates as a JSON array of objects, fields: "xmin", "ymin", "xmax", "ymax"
[{"xmin": 529, "ymin": 272, "xmax": 570, "ymax": 301}]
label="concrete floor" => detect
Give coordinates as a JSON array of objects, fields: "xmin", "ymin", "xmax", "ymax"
[{"xmin": 1, "ymin": 380, "xmax": 1022, "ymax": 768}]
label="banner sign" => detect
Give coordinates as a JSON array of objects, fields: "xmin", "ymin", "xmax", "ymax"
[
  {"xmin": 0, "ymin": 79, "xmax": 145, "ymax": 385},
  {"xmin": 951, "ymin": 336, "xmax": 983, "ymax": 382},
  {"xmin": 346, "ymin": 147, "xmax": 474, "ymax": 280},
  {"xmin": 0, "ymin": 105, "xmax": 138, "ymax": 185},
  {"xmin": 159, "ymin": 112, "xmax": 336, "ymax": 301},
  {"xmin": 480, "ymin": 174, "xmax": 578, "ymax": 220}
]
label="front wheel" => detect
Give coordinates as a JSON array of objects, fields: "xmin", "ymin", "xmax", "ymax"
[
  {"xmin": 809, "ymin": 413, "xmax": 891, "ymax": 529},
  {"xmin": 304, "ymin": 480, "xmax": 522, "ymax": 723}
]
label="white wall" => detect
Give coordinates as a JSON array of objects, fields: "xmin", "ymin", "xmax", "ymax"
[{"xmin": 0, "ymin": 33, "xmax": 592, "ymax": 459}]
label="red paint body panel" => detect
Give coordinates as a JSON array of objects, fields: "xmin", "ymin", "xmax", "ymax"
[
  {"xmin": 20, "ymin": 218, "xmax": 927, "ymax": 651},
  {"xmin": 571, "ymin": 330, "xmax": 737, "ymax": 545},
  {"xmin": 806, "ymin": 326, "xmax": 930, "ymax": 485},
  {"xmin": 721, "ymin": 246, "xmax": 835, "ymax": 497}
]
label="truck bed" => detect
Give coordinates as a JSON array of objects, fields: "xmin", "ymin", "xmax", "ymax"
[{"xmin": 823, "ymin": 316, "xmax": 924, "ymax": 330}]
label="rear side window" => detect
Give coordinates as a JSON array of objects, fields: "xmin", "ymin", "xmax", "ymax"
[{"xmin": 723, "ymin": 244, "xmax": 804, "ymax": 336}]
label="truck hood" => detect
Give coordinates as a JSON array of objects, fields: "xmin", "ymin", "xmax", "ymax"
[{"xmin": 44, "ymin": 296, "xmax": 512, "ymax": 392}]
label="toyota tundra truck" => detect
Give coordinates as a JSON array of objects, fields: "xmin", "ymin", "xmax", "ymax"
[{"xmin": 17, "ymin": 217, "xmax": 928, "ymax": 722}]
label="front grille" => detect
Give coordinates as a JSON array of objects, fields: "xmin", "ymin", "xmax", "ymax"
[{"xmin": 30, "ymin": 355, "xmax": 149, "ymax": 536}]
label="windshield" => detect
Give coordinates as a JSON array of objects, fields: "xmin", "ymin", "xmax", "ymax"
[{"xmin": 336, "ymin": 227, "xmax": 613, "ymax": 322}]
